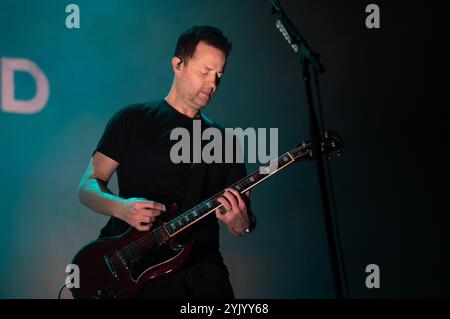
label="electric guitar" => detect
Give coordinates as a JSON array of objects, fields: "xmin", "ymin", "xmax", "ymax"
[{"xmin": 70, "ymin": 131, "xmax": 344, "ymax": 299}]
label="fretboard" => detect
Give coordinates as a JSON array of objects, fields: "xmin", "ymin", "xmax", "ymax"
[{"xmin": 163, "ymin": 152, "xmax": 299, "ymax": 237}]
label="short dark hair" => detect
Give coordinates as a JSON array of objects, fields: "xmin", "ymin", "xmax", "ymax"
[{"xmin": 174, "ymin": 26, "xmax": 232, "ymax": 63}]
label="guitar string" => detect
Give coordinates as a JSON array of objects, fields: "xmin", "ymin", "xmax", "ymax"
[
  {"xmin": 161, "ymin": 148, "xmax": 313, "ymax": 233},
  {"xmin": 110, "ymin": 229, "xmax": 164, "ymax": 266},
  {"xmin": 158, "ymin": 147, "xmax": 310, "ymax": 228},
  {"xmin": 109, "ymin": 145, "xmax": 327, "ymax": 272},
  {"xmin": 109, "ymin": 152, "xmax": 306, "ymax": 265},
  {"xmin": 109, "ymin": 148, "xmax": 311, "ymax": 266},
  {"xmin": 113, "ymin": 196, "xmax": 224, "ymax": 261},
  {"xmin": 164, "ymin": 148, "xmax": 311, "ymax": 226},
  {"xmin": 109, "ymin": 190, "xmax": 242, "ymax": 266},
  {"xmin": 109, "ymin": 155, "xmax": 303, "ymax": 267},
  {"xmin": 112, "ymin": 172, "xmax": 275, "ymax": 263},
  {"xmin": 108, "ymin": 223, "xmax": 169, "ymax": 263}
]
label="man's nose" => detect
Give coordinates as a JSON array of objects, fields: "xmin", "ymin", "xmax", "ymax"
[{"xmin": 206, "ymin": 74, "xmax": 220, "ymax": 92}]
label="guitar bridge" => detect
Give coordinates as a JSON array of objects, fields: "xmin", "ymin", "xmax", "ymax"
[{"xmin": 116, "ymin": 251, "xmax": 129, "ymax": 269}]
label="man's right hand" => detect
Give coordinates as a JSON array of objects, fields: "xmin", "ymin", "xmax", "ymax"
[{"xmin": 115, "ymin": 198, "xmax": 166, "ymax": 231}]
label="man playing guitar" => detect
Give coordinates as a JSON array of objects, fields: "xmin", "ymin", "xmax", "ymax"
[{"xmin": 77, "ymin": 26, "xmax": 255, "ymax": 299}]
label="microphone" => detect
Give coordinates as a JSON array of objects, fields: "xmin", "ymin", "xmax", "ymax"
[{"xmin": 269, "ymin": 0, "xmax": 325, "ymax": 73}]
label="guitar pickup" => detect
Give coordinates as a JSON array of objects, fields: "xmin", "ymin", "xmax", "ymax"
[{"xmin": 103, "ymin": 255, "xmax": 118, "ymax": 279}]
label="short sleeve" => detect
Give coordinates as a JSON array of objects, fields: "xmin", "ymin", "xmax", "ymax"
[{"xmin": 93, "ymin": 106, "xmax": 136, "ymax": 163}]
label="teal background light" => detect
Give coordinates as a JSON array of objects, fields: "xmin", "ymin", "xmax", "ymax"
[{"xmin": 0, "ymin": 0, "xmax": 448, "ymax": 298}]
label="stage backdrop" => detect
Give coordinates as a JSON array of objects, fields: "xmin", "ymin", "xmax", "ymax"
[{"xmin": 0, "ymin": 0, "xmax": 447, "ymax": 298}]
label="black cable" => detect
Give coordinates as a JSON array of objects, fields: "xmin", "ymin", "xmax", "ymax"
[{"xmin": 57, "ymin": 283, "xmax": 67, "ymax": 299}]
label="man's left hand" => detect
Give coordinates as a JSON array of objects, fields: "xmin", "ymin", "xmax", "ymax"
[{"xmin": 215, "ymin": 188, "xmax": 250, "ymax": 236}]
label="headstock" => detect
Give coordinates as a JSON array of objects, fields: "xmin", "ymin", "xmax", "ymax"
[{"xmin": 289, "ymin": 131, "xmax": 345, "ymax": 162}]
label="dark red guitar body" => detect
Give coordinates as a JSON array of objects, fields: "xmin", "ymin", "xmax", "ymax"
[{"xmin": 70, "ymin": 204, "xmax": 192, "ymax": 299}]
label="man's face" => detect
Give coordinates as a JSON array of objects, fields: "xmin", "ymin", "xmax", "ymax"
[{"xmin": 176, "ymin": 41, "xmax": 226, "ymax": 111}]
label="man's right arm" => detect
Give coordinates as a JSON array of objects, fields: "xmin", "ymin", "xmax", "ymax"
[{"xmin": 78, "ymin": 151, "xmax": 166, "ymax": 231}]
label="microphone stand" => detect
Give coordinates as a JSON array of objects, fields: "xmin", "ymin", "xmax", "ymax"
[{"xmin": 270, "ymin": 0, "xmax": 348, "ymax": 299}]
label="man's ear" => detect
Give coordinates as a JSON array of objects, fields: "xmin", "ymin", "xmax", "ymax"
[{"xmin": 172, "ymin": 56, "xmax": 183, "ymax": 72}]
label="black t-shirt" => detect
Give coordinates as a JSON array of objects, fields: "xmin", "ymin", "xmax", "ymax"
[{"xmin": 94, "ymin": 99, "xmax": 249, "ymax": 257}]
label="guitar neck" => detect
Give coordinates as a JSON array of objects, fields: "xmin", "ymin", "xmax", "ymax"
[{"xmin": 163, "ymin": 152, "xmax": 299, "ymax": 237}]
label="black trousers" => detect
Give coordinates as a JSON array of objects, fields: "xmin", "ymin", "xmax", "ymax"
[{"xmin": 138, "ymin": 253, "xmax": 235, "ymax": 299}]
